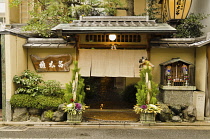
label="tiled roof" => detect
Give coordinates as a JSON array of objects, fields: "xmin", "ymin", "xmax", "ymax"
[
  {"xmin": 0, "ymin": 24, "xmax": 36, "ymax": 38},
  {"xmin": 188, "ymin": 39, "xmax": 210, "ymax": 47},
  {"xmin": 23, "ymin": 38, "xmax": 75, "ymax": 48},
  {"xmin": 160, "ymin": 58, "xmax": 193, "ymax": 66},
  {"xmin": 150, "ymin": 36, "xmax": 210, "ymax": 48},
  {"xmin": 51, "ymin": 16, "xmax": 176, "ymax": 33}
]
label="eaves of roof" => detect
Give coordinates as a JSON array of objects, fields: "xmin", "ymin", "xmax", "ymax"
[
  {"xmin": 23, "ymin": 38, "xmax": 75, "ymax": 48},
  {"xmin": 188, "ymin": 39, "xmax": 210, "ymax": 47},
  {"xmin": 0, "ymin": 30, "xmax": 32, "ymax": 38},
  {"xmin": 0, "ymin": 24, "xmax": 37, "ymax": 38},
  {"xmin": 51, "ymin": 23, "xmax": 176, "ymax": 34},
  {"xmin": 51, "ymin": 16, "xmax": 176, "ymax": 34},
  {"xmin": 151, "ymin": 36, "xmax": 210, "ymax": 48},
  {"xmin": 160, "ymin": 58, "xmax": 194, "ymax": 66}
]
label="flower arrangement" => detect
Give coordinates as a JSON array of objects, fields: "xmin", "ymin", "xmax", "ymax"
[
  {"xmin": 134, "ymin": 104, "xmax": 162, "ymax": 114},
  {"xmin": 62, "ymin": 102, "xmax": 85, "ymax": 115}
]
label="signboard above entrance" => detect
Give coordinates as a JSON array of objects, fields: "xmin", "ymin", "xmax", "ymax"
[{"xmin": 30, "ymin": 54, "xmax": 72, "ymax": 72}]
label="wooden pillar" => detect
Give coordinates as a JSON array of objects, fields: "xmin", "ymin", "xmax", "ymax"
[
  {"xmin": 1, "ymin": 35, "xmax": 6, "ymax": 121},
  {"xmin": 76, "ymin": 35, "xmax": 80, "ymax": 61},
  {"xmin": 147, "ymin": 34, "xmax": 151, "ymax": 60},
  {"xmin": 206, "ymin": 45, "xmax": 210, "ymax": 117}
]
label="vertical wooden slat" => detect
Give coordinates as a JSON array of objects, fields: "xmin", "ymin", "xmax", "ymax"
[
  {"xmin": 85, "ymin": 34, "xmax": 144, "ymax": 43},
  {"xmin": 190, "ymin": 66, "xmax": 195, "ymax": 86}
]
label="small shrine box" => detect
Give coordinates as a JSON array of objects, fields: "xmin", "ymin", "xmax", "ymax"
[{"xmin": 159, "ymin": 58, "xmax": 195, "ymax": 86}]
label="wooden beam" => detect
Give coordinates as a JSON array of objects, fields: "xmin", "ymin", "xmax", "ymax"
[{"xmin": 79, "ymin": 44, "xmax": 147, "ymax": 49}]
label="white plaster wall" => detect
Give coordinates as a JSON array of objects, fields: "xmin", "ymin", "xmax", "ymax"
[
  {"xmin": 5, "ymin": 35, "xmax": 27, "ymax": 99},
  {"xmin": 5, "ymin": 36, "xmax": 76, "ymax": 99},
  {"xmin": 195, "ymin": 46, "xmax": 207, "ymax": 91},
  {"xmin": 189, "ymin": 0, "xmax": 210, "ymax": 35}
]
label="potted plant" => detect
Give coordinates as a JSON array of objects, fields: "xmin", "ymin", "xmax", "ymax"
[
  {"xmin": 63, "ymin": 61, "xmax": 86, "ymax": 122},
  {"xmin": 62, "ymin": 101, "xmax": 85, "ymax": 122},
  {"xmin": 134, "ymin": 58, "xmax": 161, "ymax": 123},
  {"xmin": 134, "ymin": 104, "xmax": 161, "ymax": 123}
]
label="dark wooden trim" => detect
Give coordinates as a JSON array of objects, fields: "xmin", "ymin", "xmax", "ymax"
[
  {"xmin": 1, "ymin": 35, "xmax": 6, "ymax": 121},
  {"xmin": 79, "ymin": 44, "xmax": 147, "ymax": 49}
]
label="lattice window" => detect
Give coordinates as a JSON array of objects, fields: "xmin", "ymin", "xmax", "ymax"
[{"xmin": 85, "ymin": 34, "xmax": 141, "ymax": 42}]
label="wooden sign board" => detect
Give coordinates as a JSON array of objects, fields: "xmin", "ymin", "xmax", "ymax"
[{"xmin": 30, "ymin": 54, "xmax": 73, "ymax": 72}]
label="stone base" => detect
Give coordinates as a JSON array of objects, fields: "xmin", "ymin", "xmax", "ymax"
[
  {"xmin": 160, "ymin": 85, "xmax": 196, "ymax": 90},
  {"xmin": 140, "ymin": 113, "xmax": 156, "ymax": 123},
  {"xmin": 67, "ymin": 113, "xmax": 82, "ymax": 123},
  {"xmin": 193, "ymin": 91, "xmax": 205, "ymax": 120},
  {"xmin": 162, "ymin": 90, "xmax": 194, "ymax": 105}
]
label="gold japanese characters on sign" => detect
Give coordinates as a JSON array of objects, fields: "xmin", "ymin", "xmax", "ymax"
[{"xmin": 30, "ymin": 54, "xmax": 73, "ymax": 72}]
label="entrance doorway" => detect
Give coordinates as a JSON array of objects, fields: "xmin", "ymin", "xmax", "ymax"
[{"xmin": 84, "ymin": 77, "xmax": 136, "ymax": 109}]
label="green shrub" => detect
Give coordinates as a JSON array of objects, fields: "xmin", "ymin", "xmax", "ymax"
[
  {"xmin": 44, "ymin": 110, "xmax": 54, "ymax": 119},
  {"xmin": 12, "ymin": 70, "xmax": 66, "ymax": 110},
  {"xmin": 10, "ymin": 94, "xmax": 37, "ymax": 108},
  {"xmin": 13, "ymin": 70, "xmax": 65, "ymax": 99},
  {"xmin": 41, "ymin": 80, "xmax": 64, "ymax": 98},
  {"xmin": 10, "ymin": 94, "xmax": 64, "ymax": 110},
  {"xmin": 175, "ymin": 13, "xmax": 209, "ymax": 38},
  {"xmin": 13, "ymin": 70, "xmax": 43, "ymax": 96},
  {"xmin": 35, "ymin": 95, "xmax": 64, "ymax": 109}
]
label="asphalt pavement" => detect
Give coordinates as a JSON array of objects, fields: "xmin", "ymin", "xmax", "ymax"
[
  {"xmin": 1, "ymin": 108, "xmax": 210, "ymax": 139},
  {"xmin": 0, "ymin": 125, "xmax": 210, "ymax": 139}
]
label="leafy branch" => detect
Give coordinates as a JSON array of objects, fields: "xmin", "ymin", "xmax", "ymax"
[
  {"xmin": 10, "ymin": 0, "xmax": 124, "ymax": 37},
  {"xmin": 175, "ymin": 13, "xmax": 209, "ymax": 38}
]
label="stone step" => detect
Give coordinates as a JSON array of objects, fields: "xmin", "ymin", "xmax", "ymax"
[{"xmin": 204, "ymin": 117, "xmax": 210, "ymax": 121}]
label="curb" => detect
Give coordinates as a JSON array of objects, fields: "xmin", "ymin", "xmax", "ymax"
[{"xmin": 1, "ymin": 121, "xmax": 210, "ymax": 127}]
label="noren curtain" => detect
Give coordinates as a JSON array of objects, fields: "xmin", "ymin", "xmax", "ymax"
[{"xmin": 78, "ymin": 49, "xmax": 147, "ymax": 77}]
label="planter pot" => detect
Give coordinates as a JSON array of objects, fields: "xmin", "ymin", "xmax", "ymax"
[
  {"xmin": 140, "ymin": 113, "xmax": 156, "ymax": 123},
  {"xmin": 67, "ymin": 113, "xmax": 82, "ymax": 123}
]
